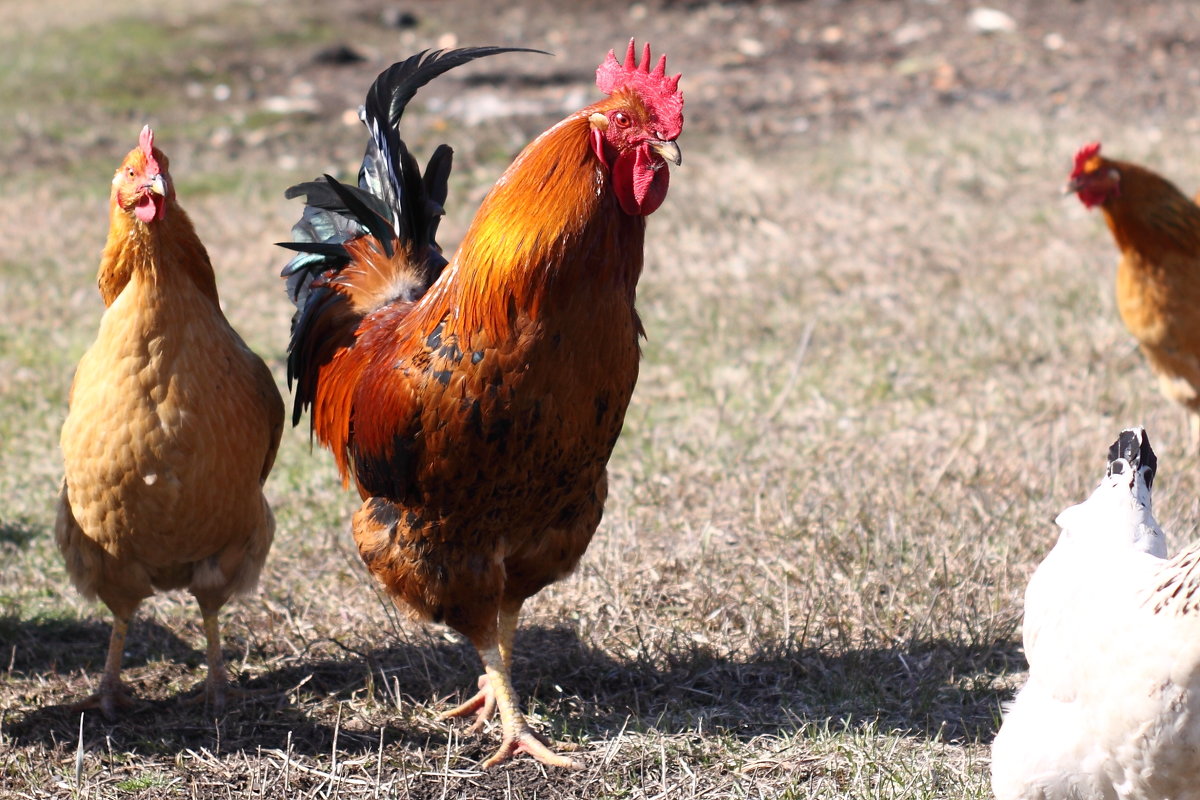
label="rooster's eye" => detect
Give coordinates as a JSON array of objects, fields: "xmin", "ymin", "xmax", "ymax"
[
  {"xmin": 126, "ymin": 168, "xmax": 135, "ymax": 179},
  {"xmin": 612, "ymin": 112, "xmax": 631, "ymax": 129}
]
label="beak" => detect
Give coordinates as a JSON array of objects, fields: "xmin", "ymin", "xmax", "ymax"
[
  {"xmin": 146, "ymin": 173, "xmax": 167, "ymax": 197},
  {"xmin": 1063, "ymin": 177, "xmax": 1083, "ymax": 195},
  {"xmin": 650, "ymin": 139, "xmax": 682, "ymax": 167}
]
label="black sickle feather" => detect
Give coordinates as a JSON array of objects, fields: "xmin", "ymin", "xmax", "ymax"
[
  {"xmin": 320, "ymin": 174, "xmax": 397, "ymax": 259},
  {"xmin": 279, "ymin": 46, "xmax": 547, "ymax": 427},
  {"xmin": 286, "ymin": 180, "xmax": 396, "ymax": 245},
  {"xmin": 423, "ymin": 144, "xmax": 454, "ymax": 252},
  {"xmin": 365, "ymin": 47, "xmax": 550, "ymax": 133},
  {"xmin": 277, "ymin": 241, "xmax": 353, "ymax": 260}
]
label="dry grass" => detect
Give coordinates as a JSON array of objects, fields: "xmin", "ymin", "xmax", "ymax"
[{"xmin": 6, "ymin": 0, "xmax": 1200, "ymax": 797}]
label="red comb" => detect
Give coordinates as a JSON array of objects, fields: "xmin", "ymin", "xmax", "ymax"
[
  {"xmin": 596, "ymin": 39, "xmax": 680, "ymax": 96},
  {"xmin": 137, "ymin": 124, "xmax": 163, "ymax": 176},
  {"xmin": 140, "ymin": 125, "xmax": 155, "ymax": 158},
  {"xmin": 595, "ymin": 39, "xmax": 684, "ymax": 139},
  {"xmin": 1072, "ymin": 142, "xmax": 1101, "ymax": 177}
]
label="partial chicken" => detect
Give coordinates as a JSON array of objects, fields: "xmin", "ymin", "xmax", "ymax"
[
  {"xmin": 1068, "ymin": 143, "xmax": 1200, "ymax": 447},
  {"xmin": 280, "ymin": 43, "xmax": 683, "ymax": 768},
  {"xmin": 57, "ymin": 127, "xmax": 284, "ymax": 718},
  {"xmin": 992, "ymin": 427, "xmax": 1200, "ymax": 800}
]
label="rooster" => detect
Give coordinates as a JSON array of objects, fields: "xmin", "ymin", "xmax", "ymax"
[
  {"xmin": 280, "ymin": 42, "xmax": 683, "ymax": 768},
  {"xmin": 992, "ymin": 428, "xmax": 1200, "ymax": 800},
  {"xmin": 57, "ymin": 127, "xmax": 284, "ymax": 718},
  {"xmin": 1068, "ymin": 142, "xmax": 1200, "ymax": 448}
]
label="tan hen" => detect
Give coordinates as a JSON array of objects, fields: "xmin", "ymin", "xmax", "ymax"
[{"xmin": 57, "ymin": 127, "xmax": 283, "ymax": 718}]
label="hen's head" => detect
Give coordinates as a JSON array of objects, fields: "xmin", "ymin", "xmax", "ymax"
[
  {"xmin": 1067, "ymin": 141, "xmax": 1120, "ymax": 209},
  {"xmin": 589, "ymin": 39, "xmax": 684, "ymax": 217},
  {"xmin": 112, "ymin": 125, "xmax": 173, "ymax": 224}
]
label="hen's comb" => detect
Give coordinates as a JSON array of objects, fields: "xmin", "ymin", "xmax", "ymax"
[
  {"xmin": 1072, "ymin": 141, "xmax": 1102, "ymax": 178},
  {"xmin": 139, "ymin": 125, "xmax": 155, "ymax": 158},
  {"xmin": 595, "ymin": 39, "xmax": 684, "ymax": 137},
  {"xmin": 138, "ymin": 124, "xmax": 164, "ymax": 175}
]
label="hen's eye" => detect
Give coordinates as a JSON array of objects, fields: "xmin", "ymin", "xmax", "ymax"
[
  {"xmin": 613, "ymin": 112, "xmax": 631, "ymax": 128},
  {"xmin": 126, "ymin": 167, "xmax": 135, "ymax": 179}
]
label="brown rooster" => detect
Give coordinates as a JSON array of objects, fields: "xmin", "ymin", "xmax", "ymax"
[
  {"xmin": 280, "ymin": 42, "xmax": 683, "ymax": 768},
  {"xmin": 57, "ymin": 127, "xmax": 284, "ymax": 718},
  {"xmin": 1069, "ymin": 142, "xmax": 1200, "ymax": 447}
]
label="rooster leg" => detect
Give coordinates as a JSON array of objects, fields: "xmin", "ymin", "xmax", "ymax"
[
  {"xmin": 70, "ymin": 614, "xmax": 136, "ymax": 720},
  {"xmin": 437, "ymin": 606, "xmax": 519, "ymax": 732},
  {"xmin": 475, "ymin": 641, "xmax": 581, "ymax": 770}
]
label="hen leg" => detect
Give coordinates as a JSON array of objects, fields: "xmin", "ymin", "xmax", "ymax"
[
  {"xmin": 182, "ymin": 606, "xmax": 271, "ymax": 714},
  {"xmin": 70, "ymin": 614, "xmax": 136, "ymax": 720},
  {"xmin": 438, "ymin": 605, "xmax": 519, "ymax": 731},
  {"xmin": 200, "ymin": 610, "xmax": 231, "ymax": 714}
]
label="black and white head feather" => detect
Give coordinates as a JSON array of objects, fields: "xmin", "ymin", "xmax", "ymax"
[{"xmin": 1055, "ymin": 427, "xmax": 1167, "ymax": 558}]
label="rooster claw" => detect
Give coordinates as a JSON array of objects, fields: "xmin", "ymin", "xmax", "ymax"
[
  {"xmin": 482, "ymin": 724, "xmax": 582, "ymax": 770},
  {"xmin": 438, "ymin": 674, "xmax": 497, "ymax": 733}
]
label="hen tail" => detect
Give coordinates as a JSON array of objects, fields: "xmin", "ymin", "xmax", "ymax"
[{"xmin": 280, "ymin": 46, "xmax": 545, "ymax": 429}]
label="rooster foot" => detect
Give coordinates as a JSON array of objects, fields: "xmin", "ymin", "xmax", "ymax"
[
  {"xmin": 438, "ymin": 674, "xmax": 496, "ymax": 734},
  {"xmin": 482, "ymin": 722, "xmax": 582, "ymax": 770}
]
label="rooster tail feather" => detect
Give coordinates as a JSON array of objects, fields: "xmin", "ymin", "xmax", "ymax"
[
  {"xmin": 357, "ymin": 47, "xmax": 545, "ymax": 250},
  {"xmin": 364, "ymin": 47, "xmax": 549, "ymax": 133},
  {"xmin": 423, "ymin": 144, "xmax": 454, "ymax": 253},
  {"xmin": 281, "ymin": 46, "xmax": 545, "ymax": 433}
]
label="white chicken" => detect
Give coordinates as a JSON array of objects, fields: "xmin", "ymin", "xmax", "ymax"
[{"xmin": 992, "ymin": 427, "xmax": 1200, "ymax": 800}]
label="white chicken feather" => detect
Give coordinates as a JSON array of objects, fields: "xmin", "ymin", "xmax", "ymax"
[{"xmin": 992, "ymin": 427, "xmax": 1200, "ymax": 800}]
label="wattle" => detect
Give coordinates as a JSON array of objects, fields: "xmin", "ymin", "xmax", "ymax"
[
  {"xmin": 1078, "ymin": 187, "xmax": 1110, "ymax": 209},
  {"xmin": 134, "ymin": 194, "xmax": 161, "ymax": 224},
  {"xmin": 612, "ymin": 146, "xmax": 670, "ymax": 217}
]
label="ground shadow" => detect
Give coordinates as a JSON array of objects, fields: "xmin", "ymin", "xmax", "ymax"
[
  {"xmin": 4, "ymin": 618, "xmax": 1022, "ymax": 760},
  {"xmin": 1, "ymin": 614, "xmax": 196, "ymax": 674},
  {"xmin": 0, "ymin": 519, "xmax": 39, "ymax": 548}
]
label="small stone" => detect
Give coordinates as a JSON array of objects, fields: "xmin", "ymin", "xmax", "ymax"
[
  {"xmin": 893, "ymin": 20, "xmax": 938, "ymax": 47},
  {"xmin": 737, "ymin": 37, "xmax": 766, "ymax": 58},
  {"xmin": 967, "ymin": 7, "xmax": 1017, "ymax": 35}
]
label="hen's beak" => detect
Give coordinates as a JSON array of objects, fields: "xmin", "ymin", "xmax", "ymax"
[
  {"xmin": 650, "ymin": 139, "xmax": 682, "ymax": 167},
  {"xmin": 1063, "ymin": 177, "xmax": 1083, "ymax": 195},
  {"xmin": 146, "ymin": 174, "xmax": 167, "ymax": 197}
]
